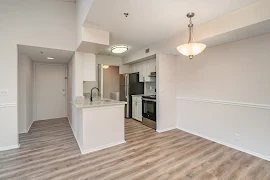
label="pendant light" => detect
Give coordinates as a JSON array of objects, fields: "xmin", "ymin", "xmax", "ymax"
[{"xmin": 177, "ymin": 13, "xmax": 206, "ymax": 59}]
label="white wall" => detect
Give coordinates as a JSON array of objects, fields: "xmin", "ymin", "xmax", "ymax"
[
  {"xmin": 156, "ymin": 54, "xmax": 177, "ymax": 132},
  {"xmin": 76, "ymin": 0, "xmax": 94, "ymax": 47},
  {"xmin": 97, "ymin": 55, "xmax": 122, "ymax": 66},
  {"xmin": 0, "ymin": 0, "xmax": 76, "ymax": 149},
  {"xmin": 68, "ymin": 58, "xmax": 74, "ymax": 124},
  {"xmin": 103, "ymin": 66, "xmax": 120, "ymax": 99},
  {"xmin": 176, "ymin": 33, "xmax": 270, "ymax": 160},
  {"xmin": 18, "ymin": 55, "xmax": 34, "ymax": 134}
]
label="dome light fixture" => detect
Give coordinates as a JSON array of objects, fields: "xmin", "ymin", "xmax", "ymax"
[
  {"xmin": 111, "ymin": 45, "xmax": 128, "ymax": 54},
  {"xmin": 103, "ymin": 65, "xmax": 109, "ymax": 69},
  {"xmin": 177, "ymin": 13, "xmax": 206, "ymax": 59}
]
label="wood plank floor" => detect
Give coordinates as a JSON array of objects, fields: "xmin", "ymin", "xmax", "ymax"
[{"xmin": 0, "ymin": 118, "xmax": 269, "ymax": 180}]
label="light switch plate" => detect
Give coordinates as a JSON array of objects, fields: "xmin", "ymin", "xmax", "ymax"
[{"xmin": 0, "ymin": 89, "xmax": 8, "ymax": 96}]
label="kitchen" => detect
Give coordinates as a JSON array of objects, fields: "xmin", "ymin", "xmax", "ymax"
[
  {"xmin": 120, "ymin": 56, "xmax": 157, "ymax": 130},
  {"xmin": 87, "ymin": 54, "xmax": 158, "ymax": 130},
  {"xmin": 70, "ymin": 51, "xmax": 162, "ymax": 154}
]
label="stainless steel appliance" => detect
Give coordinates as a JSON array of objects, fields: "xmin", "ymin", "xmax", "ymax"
[
  {"xmin": 142, "ymin": 95, "xmax": 156, "ymax": 129},
  {"xmin": 120, "ymin": 73, "xmax": 144, "ymax": 118}
]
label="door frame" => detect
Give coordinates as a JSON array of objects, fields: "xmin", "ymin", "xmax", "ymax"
[{"xmin": 33, "ymin": 63, "xmax": 67, "ymax": 121}]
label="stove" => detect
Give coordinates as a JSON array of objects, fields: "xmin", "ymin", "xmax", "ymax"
[{"xmin": 142, "ymin": 95, "xmax": 156, "ymax": 129}]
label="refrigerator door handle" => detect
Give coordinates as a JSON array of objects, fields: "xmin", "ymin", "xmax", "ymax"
[{"xmin": 125, "ymin": 75, "xmax": 127, "ymax": 97}]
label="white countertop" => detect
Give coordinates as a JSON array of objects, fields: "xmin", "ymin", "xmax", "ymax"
[{"xmin": 72, "ymin": 97, "xmax": 127, "ymax": 108}]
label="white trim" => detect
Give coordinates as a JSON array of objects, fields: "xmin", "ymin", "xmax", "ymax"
[
  {"xmin": 176, "ymin": 97, "xmax": 270, "ymax": 110},
  {"xmin": 157, "ymin": 126, "xmax": 176, "ymax": 133},
  {"xmin": 19, "ymin": 120, "xmax": 34, "ymax": 134},
  {"xmin": 81, "ymin": 140, "xmax": 126, "ymax": 155},
  {"xmin": 177, "ymin": 127, "xmax": 270, "ymax": 161},
  {"xmin": 67, "ymin": 118, "xmax": 84, "ymax": 153},
  {"xmin": 0, "ymin": 103, "xmax": 17, "ymax": 108},
  {"xmin": 35, "ymin": 117, "xmax": 67, "ymax": 121},
  {"xmin": 0, "ymin": 144, "xmax": 20, "ymax": 151},
  {"xmin": 26, "ymin": 120, "xmax": 34, "ymax": 133}
]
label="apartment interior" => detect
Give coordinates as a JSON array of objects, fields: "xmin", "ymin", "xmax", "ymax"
[{"xmin": 0, "ymin": 0, "xmax": 270, "ymax": 179}]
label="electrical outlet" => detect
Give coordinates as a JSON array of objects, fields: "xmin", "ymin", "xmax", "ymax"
[
  {"xmin": 234, "ymin": 133, "xmax": 240, "ymax": 141},
  {"xmin": 0, "ymin": 89, "xmax": 8, "ymax": 96}
]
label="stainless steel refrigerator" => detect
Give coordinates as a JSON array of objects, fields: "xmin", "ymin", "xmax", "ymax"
[{"xmin": 120, "ymin": 73, "xmax": 144, "ymax": 118}]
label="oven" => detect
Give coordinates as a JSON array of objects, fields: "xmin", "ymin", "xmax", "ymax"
[{"xmin": 142, "ymin": 97, "xmax": 156, "ymax": 129}]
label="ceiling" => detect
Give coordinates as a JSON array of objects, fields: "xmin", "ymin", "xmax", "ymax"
[
  {"xmin": 84, "ymin": 0, "xmax": 260, "ymax": 56},
  {"xmin": 18, "ymin": 45, "xmax": 74, "ymax": 64}
]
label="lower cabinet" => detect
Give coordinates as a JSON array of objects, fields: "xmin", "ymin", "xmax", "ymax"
[{"xmin": 132, "ymin": 96, "xmax": 142, "ymax": 122}]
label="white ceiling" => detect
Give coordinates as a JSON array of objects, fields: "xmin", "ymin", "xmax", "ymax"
[
  {"xmin": 84, "ymin": 0, "xmax": 260, "ymax": 56},
  {"xmin": 18, "ymin": 45, "xmax": 74, "ymax": 64}
]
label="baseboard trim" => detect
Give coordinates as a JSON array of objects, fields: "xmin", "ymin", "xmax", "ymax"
[
  {"xmin": 81, "ymin": 140, "xmax": 126, "ymax": 155},
  {"xmin": 177, "ymin": 127, "xmax": 270, "ymax": 161},
  {"xmin": 0, "ymin": 144, "xmax": 20, "ymax": 151},
  {"xmin": 26, "ymin": 120, "xmax": 34, "ymax": 133},
  {"xmin": 19, "ymin": 120, "xmax": 34, "ymax": 134},
  {"xmin": 176, "ymin": 97, "xmax": 270, "ymax": 110},
  {"xmin": 157, "ymin": 126, "xmax": 176, "ymax": 133},
  {"xmin": 67, "ymin": 118, "xmax": 84, "ymax": 153}
]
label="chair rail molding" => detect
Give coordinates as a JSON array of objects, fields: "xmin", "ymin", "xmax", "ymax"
[
  {"xmin": 0, "ymin": 103, "xmax": 17, "ymax": 108},
  {"xmin": 176, "ymin": 97, "xmax": 270, "ymax": 110}
]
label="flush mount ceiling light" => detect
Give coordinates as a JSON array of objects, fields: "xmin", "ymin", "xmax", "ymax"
[
  {"xmin": 111, "ymin": 45, "xmax": 128, "ymax": 54},
  {"xmin": 177, "ymin": 13, "xmax": 206, "ymax": 59},
  {"xmin": 47, "ymin": 57, "xmax": 54, "ymax": 60},
  {"xmin": 103, "ymin": 65, "xmax": 109, "ymax": 69}
]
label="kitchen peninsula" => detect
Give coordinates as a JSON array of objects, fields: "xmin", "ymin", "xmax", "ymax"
[{"xmin": 71, "ymin": 97, "xmax": 126, "ymax": 154}]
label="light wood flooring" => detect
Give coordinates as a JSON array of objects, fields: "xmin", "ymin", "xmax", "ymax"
[{"xmin": 0, "ymin": 118, "xmax": 269, "ymax": 180}]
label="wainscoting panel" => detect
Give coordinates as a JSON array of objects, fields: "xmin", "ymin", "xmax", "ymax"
[
  {"xmin": 176, "ymin": 97, "xmax": 270, "ymax": 161},
  {"xmin": 0, "ymin": 104, "xmax": 19, "ymax": 151}
]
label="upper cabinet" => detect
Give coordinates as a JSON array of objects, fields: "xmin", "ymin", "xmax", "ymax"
[
  {"xmin": 130, "ymin": 58, "xmax": 156, "ymax": 82},
  {"xmin": 83, "ymin": 53, "xmax": 96, "ymax": 81}
]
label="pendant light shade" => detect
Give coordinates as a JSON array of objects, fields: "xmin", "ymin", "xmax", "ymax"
[
  {"xmin": 111, "ymin": 45, "xmax": 128, "ymax": 54},
  {"xmin": 177, "ymin": 43, "xmax": 206, "ymax": 57},
  {"xmin": 177, "ymin": 13, "xmax": 206, "ymax": 59}
]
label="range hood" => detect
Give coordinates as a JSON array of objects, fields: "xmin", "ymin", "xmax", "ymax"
[{"xmin": 148, "ymin": 72, "xmax": 156, "ymax": 77}]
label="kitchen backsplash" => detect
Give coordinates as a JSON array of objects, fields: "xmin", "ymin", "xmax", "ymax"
[{"xmin": 144, "ymin": 82, "xmax": 156, "ymax": 95}]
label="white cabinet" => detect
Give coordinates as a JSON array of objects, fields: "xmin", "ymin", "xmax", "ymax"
[
  {"xmin": 139, "ymin": 59, "xmax": 156, "ymax": 82},
  {"xmin": 129, "ymin": 59, "xmax": 156, "ymax": 82},
  {"xmin": 83, "ymin": 53, "xmax": 96, "ymax": 81},
  {"xmin": 137, "ymin": 100, "xmax": 142, "ymax": 121},
  {"xmin": 132, "ymin": 96, "xmax": 142, "ymax": 121},
  {"xmin": 132, "ymin": 100, "xmax": 137, "ymax": 119}
]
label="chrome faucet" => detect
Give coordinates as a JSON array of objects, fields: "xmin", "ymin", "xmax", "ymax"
[{"xmin": 90, "ymin": 87, "xmax": 99, "ymax": 102}]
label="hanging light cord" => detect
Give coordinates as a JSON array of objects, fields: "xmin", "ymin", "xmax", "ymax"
[{"xmin": 188, "ymin": 17, "xmax": 195, "ymax": 44}]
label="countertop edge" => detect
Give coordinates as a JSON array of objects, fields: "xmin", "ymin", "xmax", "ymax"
[{"xmin": 70, "ymin": 101, "xmax": 127, "ymax": 109}]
